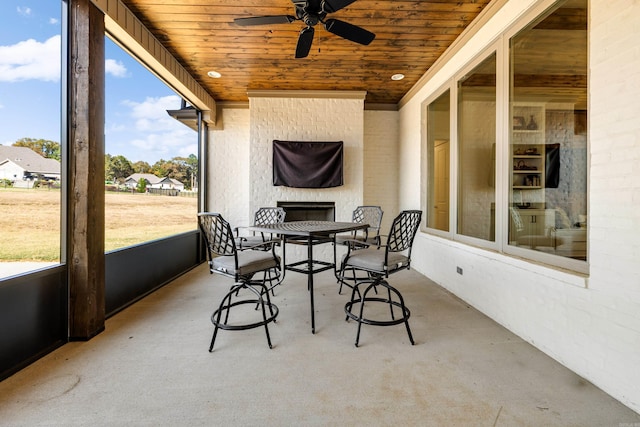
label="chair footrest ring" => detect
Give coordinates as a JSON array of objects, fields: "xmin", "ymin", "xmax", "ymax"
[
  {"xmin": 345, "ymin": 297, "xmax": 411, "ymax": 326},
  {"xmin": 212, "ymin": 299, "xmax": 279, "ymax": 331}
]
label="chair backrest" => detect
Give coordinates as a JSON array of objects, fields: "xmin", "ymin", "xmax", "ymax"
[
  {"xmin": 386, "ymin": 210, "xmax": 422, "ymax": 254},
  {"xmin": 352, "ymin": 205, "xmax": 383, "ymax": 238},
  {"xmin": 254, "ymin": 207, "xmax": 286, "ymax": 226},
  {"xmin": 198, "ymin": 212, "xmax": 237, "ymax": 258},
  {"xmin": 509, "ymin": 207, "xmax": 525, "ymax": 232}
]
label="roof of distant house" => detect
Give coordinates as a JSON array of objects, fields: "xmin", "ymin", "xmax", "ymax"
[
  {"xmin": 0, "ymin": 145, "xmax": 60, "ymax": 175},
  {"xmin": 165, "ymin": 177, "xmax": 184, "ymax": 187},
  {"xmin": 125, "ymin": 173, "xmax": 163, "ymax": 184}
]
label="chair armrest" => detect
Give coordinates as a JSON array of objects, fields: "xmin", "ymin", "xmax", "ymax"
[
  {"xmin": 238, "ymin": 238, "xmax": 280, "ymax": 251},
  {"xmin": 234, "ymin": 225, "xmax": 253, "ymax": 236},
  {"xmin": 341, "ymin": 237, "xmax": 386, "ymax": 253},
  {"xmin": 340, "ymin": 238, "xmax": 373, "ymax": 249}
]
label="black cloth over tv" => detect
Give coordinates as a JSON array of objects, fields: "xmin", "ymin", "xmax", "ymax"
[
  {"xmin": 273, "ymin": 140, "xmax": 344, "ymax": 188},
  {"xmin": 545, "ymin": 143, "xmax": 560, "ymax": 188}
]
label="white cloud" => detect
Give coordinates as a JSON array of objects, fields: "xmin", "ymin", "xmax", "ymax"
[
  {"xmin": 118, "ymin": 95, "xmax": 196, "ymax": 161},
  {"xmin": 123, "ymin": 95, "xmax": 184, "ymax": 132},
  {"xmin": 105, "ymin": 59, "xmax": 127, "ymax": 78},
  {"xmin": 17, "ymin": 7, "xmax": 32, "ymax": 16},
  {"xmin": 0, "ymin": 36, "xmax": 61, "ymax": 82},
  {"xmin": 49, "ymin": 18, "xmax": 59, "ymax": 25}
]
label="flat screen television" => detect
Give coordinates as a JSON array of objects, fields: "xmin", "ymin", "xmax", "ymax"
[{"xmin": 272, "ymin": 140, "xmax": 344, "ymax": 188}]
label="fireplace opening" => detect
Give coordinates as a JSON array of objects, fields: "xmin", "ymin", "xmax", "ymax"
[{"xmin": 277, "ymin": 201, "xmax": 335, "ymax": 222}]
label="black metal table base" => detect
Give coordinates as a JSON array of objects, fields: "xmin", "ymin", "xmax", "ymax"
[
  {"xmin": 283, "ymin": 236, "xmax": 335, "ymax": 334},
  {"xmin": 247, "ymin": 221, "xmax": 370, "ymax": 335}
]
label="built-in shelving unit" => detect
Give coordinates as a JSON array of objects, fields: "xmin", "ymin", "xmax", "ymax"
[
  {"xmin": 510, "ymin": 103, "xmax": 549, "ymax": 246},
  {"xmin": 511, "ymin": 103, "xmax": 545, "ymax": 192}
]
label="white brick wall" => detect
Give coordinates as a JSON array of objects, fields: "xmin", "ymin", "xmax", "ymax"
[
  {"xmin": 208, "ymin": 108, "xmax": 250, "ymax": 226},
  {"xmin": 248, "ymin": 96, "xmax": 364, "ymax": 260},
  {"xmin": 208, "ymin": 95, "xmax": 371, "ymax": 260},
  {"xmin": 399, "ymin": 0, "xmax": 640, "ymax": 414},
  {"xmin": 248, "ymin": 96, "xmax": 364, "ymax": 223},
  {"xmin": 209, "ymin": 103, "xmax": 401, "ymax": 236},
  {"xmin": 363, "ymin": 110, "xmax": 399, "ymax": 232}
]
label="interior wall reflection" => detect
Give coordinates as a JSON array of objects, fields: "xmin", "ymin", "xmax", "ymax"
[
  {"xmin": 457, "ymin": 53, "xmax": 497, "ymax": 241},
  {"xmin": 508, "ymin": 0, "xmax": 588, "ymax": 261},
  {"xmin": 426, "ymin": 90, "xmax": 451, "ymax": 232}
]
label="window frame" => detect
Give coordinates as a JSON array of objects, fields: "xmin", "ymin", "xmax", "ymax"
[
  {"xmin": 421, "ymin": 0, "xmax": 589, "ymax": 274},
  {"xmin": 421, "ymin": 86, "xmax": 453, "ymax": 239}
]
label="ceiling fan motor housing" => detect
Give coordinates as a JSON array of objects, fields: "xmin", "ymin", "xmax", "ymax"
[
  {"xmin": 302, "ymin": 12, "xmax": 323, "ymax": 26},
  {"xmin": 235, "ymin": 0, "xmax": 374, "ymax": 58}
]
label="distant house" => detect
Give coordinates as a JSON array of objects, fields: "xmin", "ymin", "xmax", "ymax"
[
  {"xmin": 124, "ymin": 173, "xmax": 184, "ymax": 191},
  {"xmin": 0, "ymin": 145, "xmax": 61, "ymax": 185}
]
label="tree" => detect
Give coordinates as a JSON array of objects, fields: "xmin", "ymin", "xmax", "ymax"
[
  {"xmin": 104, "ymin": 154, "xmax": 114, "ymax": 182},
  {"xmin": 150, "ymin": 155, "xmax": 198, "ymax": 190},
  {"xmin": 102, "ymin": 153, "xmax": 197, "ymax": 189},
  {"xmin": 132, "ymin": 160, "xmax": 151, "ymax": 174},
  {"xmin": 106, "ymin": 154, "xmax": 134, "ymax": 183},
  {"xmin": 136, "ymin": 178, "xmax": 148, "ymax": 193},
  {"xmin": 185, "ymin": 154, "xmax": 198, "ymax": 190},
  {"xmin": 13, "ymin": 138, "xmax": 61, "ymax": 161},
  {"xmin": 150, "ymin": 159, "xmax": 167, "ymax": 180}
]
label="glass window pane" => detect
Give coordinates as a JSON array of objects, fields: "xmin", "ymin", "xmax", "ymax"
[
  {"xmin": 426, "ymin": 90, "xmax": 450, "ymax": 231},
  {"xmin": 509, "ymin": 0, "xmax": 587, "ymax": 261},
  {"xmin": 457, "ymin": 53, "xmax": 496, "ymax": 241},
  {"xmin": 0, "ymin": 2, "xmax": 62, "ymax": 278},
  {"xmin": 104, "ymin": 38, "xmax": 198, "ymax": 252}
]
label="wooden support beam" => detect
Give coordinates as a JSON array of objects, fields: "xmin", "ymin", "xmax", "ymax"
[{"xmin": 68, "ymin": 0, "xmax": 106, "ymax": 340}]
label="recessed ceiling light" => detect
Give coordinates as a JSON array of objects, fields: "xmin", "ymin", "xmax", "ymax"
[
  {"xmin": 207, "ymin": 70, "xmax": 222, "ymax": 78},
  {"xmin": 391, "ymin": 73, "xmax": 405, "ymax": 81}
]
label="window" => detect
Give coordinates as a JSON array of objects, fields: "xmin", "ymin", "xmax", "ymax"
[
  {"xmin": 508, "ymin": 0, "xmax": 588, "ymax": 263},
  {"xmin": 0, "ymin": 2, "xmax": 62, "ymax": 279},
  {"xmin": 104, "ymin": 38, "xmax": 198, "ymax": 252},
  {"xmin": 426, "ymin": 90, "xmax": 450, "ymax": 232},
  {"xmin": 422, "ymin": 0, "xmax": 588, "ymax": 272},
  {"xmin": 457, "ymin": 53, "xmax": 496, "ymax": 242}
]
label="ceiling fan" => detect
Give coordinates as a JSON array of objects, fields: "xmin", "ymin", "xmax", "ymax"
[{"xmin": 234, "ymin": 0, "xmax": 375, "ymax": 59}]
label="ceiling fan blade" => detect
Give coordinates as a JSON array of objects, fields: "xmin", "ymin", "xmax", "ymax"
[
  {"xmin": 295, "ymin": 26, "xmax": 315, "ymax": 58},
  {"xmin": 234, "ymin": 15, "xmax": 296, "ymax": 26},
  {"xmin": 322, "ymin": 0, "xmax": 358, "ymax": 14},
  {"xmin": 324, "ymin": 18, "xmax": 375, "ymax": 45}
]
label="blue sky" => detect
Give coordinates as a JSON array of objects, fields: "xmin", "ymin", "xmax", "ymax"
[{"xmin": 0, "ymin": 1, "xmax": 197, "ymax": 164}]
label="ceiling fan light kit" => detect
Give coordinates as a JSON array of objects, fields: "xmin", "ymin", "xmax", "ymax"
[{"xmin": 234, "ymin": 0, "xmax": 375, "ymax": 58}]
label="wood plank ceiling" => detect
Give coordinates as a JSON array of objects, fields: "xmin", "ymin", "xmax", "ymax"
[{"xmin": 119, "ymin": 0, "xmax": 492, "ymax": 106}]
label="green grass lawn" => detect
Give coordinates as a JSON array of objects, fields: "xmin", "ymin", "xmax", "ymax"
[{"xmin": 0, "ymin": 188, "xmax": 197, "ymax": 262}]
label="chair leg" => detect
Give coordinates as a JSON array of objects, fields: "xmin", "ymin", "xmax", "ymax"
[
  {"xmin": 344, "ymin": 277, "xmax": 414, "ymax": 347},
  {"xmin": 338, "ymin": 264, "xmax": 345, "ymax": 294},
  {"xmin": 382, "ymin": 281, "xmax": 414, "ymax": 345},
  {"xmin": 338, "ymin": 262, "xmax": 349, "ymax": 294},
  {"xmin": 260, "ymin": 282, "xmax": 277, "ymax": 319},
  {"xmin": 209, "ymin": 294, "xmax": 228, "ymax": 352},
  {"xmin": 246, "ymin": 283, "xmax": 274, "ymax": 349},
  {"xmin": 209, "ymin": 282, "xmax": 279, "ymax": 352},
  {"xmin": 354, "ymin": 281, "xmax": 380, "ymax": 347},
  {"xmin": 258, "ymin": 288, "xmax": 273, "ymax": 349},
  {"xmin": 224, "ymin": 285, "xmax": 240, "ymax": 324},
  {"xmin": 385, "ymin": 281, "xmax": 395, "ymax": 321},
  {"xmin": 263, "ymin": 267, "xmax": 281, "ymax": 296},
  {"xmin": 345, "ymin": 279, "xmax": 362, "ymax": 321}
]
